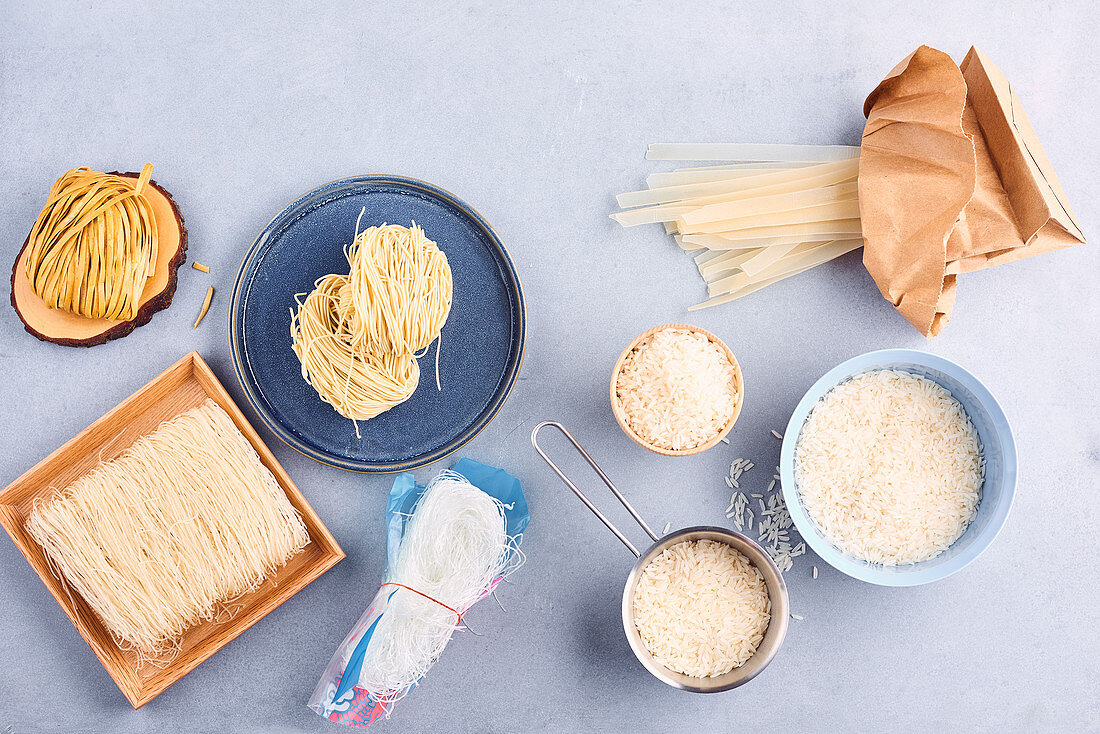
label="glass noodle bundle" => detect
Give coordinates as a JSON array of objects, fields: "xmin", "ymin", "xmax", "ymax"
[
  {"xmin": 290, "ymin": 212, "xmax": 452, "ymax": 433},
  {"xmin": 309, "ymin": 467, "xmax": 526, "ymax": 725},
  {"xmin": 354, "ymin": 471, "xmax": 518, "ymax": 698}
]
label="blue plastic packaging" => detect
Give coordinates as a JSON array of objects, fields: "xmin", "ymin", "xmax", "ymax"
[{"xmin": 308, "ymin": 459, "xmax": 529, "ymax": 726}]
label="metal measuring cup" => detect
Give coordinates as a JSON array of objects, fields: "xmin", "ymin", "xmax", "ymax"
[{"xmin": 531, "ymin": 421, "xmax": 789, "ymax": 692}]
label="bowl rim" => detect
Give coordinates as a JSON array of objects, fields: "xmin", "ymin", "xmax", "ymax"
[
  {"xmin": 779, "ymin": 348, "xmax": 1018, "ymax": 587},
  {"xmin": 609, "ymin": 323, "xmax": 744, "ymax": 457},
  {"xmin": 620, "ymin": 526, "xmax": 788, "ymax": 692}
]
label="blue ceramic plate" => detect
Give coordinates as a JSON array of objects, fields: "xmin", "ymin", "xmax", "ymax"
[{"xmin": 229, "ymin": 176, "xmax": 525, "ymax": 473}]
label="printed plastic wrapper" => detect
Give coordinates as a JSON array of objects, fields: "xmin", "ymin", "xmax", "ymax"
[{"xmin": 307, "ymin": 458, "xmax": 530, "ymax": 727}]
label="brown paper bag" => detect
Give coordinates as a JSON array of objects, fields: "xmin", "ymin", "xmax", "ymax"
[{"xmin": 859, "ymin": 45, "xmax": 1085, "ymax": 337}]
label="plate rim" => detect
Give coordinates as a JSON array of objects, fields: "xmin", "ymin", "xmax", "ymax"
[{"xmin": 228, "ymin": 174, "xmax": 526, "ymax": 473}]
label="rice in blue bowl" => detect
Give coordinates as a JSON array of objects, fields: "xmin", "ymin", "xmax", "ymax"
[{"xmin": 779, "ymin": 349, "xmax": 1017, "ymax": 586}]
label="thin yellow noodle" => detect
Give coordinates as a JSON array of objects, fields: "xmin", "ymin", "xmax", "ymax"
[
  {"xmin": 193, "ymin": 286, "xmax": 214, "ymax": 328},
  {"xmin": 24, "ymin": 400, "xmax": 310, "ymax": 661},
  {"xmin": 25, "ymin": 165, "xmax": 159, "ymax": 321},
  {"xmin": 290, "ymin": 221, "xmax": 451, "ymax": 430}
]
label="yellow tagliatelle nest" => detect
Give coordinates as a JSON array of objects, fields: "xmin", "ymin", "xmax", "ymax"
[
  {"xmin": 25, "ymin": 165, "xmax": 159, "ymax": 321},
  {"xmin": 290, "ymin": 220, "xmax": 452, "ymax": 429}
]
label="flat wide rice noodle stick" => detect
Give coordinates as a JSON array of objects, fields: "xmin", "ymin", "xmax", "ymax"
[
  {"xmin": 694, "ymin": 247, "xmax": 739, "ymax": 267},
  {"xmin": 706, "ymin": 270, "xmax": 751, "ymax": 297},
  {"xmin": 656, "ymin": 163, "xmax": 856, "ymax": 211},
  {"xmin": 705, "ymin": 240, "xmax": 836, "ymax": 293},
  {"xmin": 646, "ymin": 143, "xmax": 860, "ymax": 162},
  {"xmin": 669, "ymin": 217, "xmax": 855, "ymax": 243},
  {"xmin": 685, "ymin": 200, "xmax": 862, "ymax": 234},
  {"xmin": 614, "ymin": 167, "xmax": 857, "ymax": 229},
  {"xmin": 648, "ymin": 167, "xmax": 788, "ymax": 189},
  {"xmin": 740, "ymin": 242, "xmax": 802, "ymax": 277},
  {"xmin": 697, "ymin": 218, "xmax": 863, "ymax": 245},
  {"xmin": 673, "ymin": 235, "xmax": 705, "ymax": 252},
  {"xmin": 685, "ymin": 234, "xmax": 780, "ymax": 251},
  {"xmin": 695, "ymin": 249, "xmax": 766, "ymax": 281},
  {"xmin": 681, "ymin": 181, "xmax": 858, "ymax": 227},
  {"xmin": 704, "ymin": 239, "xmax": 863, "ymax": 298},
  {"xmin": 683, "ymin": 231, "xmax": 847, "ymax": 252},
  {"xmin": 675, "ymin": 161, "xmax": 818, "ymax": 172},
  {"xmin": 610, "ymin": 204, "xmax": 693, "ymax": 227},
  {"xmin": 692, "ymin": 263, "xmax": 820, "ymax": 310},
  {"xmin": 646, "ymin": 164, "xmax": 816, "ymax": 188},
  {"xmin": 751, "ymin": 238, "xmax": 863, "ymax": 280},
  {"xmin": 618, "ymin": 159, "xmax": 856, "ymax": 208}
]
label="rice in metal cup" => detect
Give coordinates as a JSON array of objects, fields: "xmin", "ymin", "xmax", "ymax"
[{"xmin": 531, "ymin": 421, "xmax": 788, "ymax": 692}]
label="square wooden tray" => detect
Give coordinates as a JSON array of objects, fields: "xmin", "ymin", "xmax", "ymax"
[{"xmin": 0, "ymin": 351, "xmax": 344, "ymax": 708}]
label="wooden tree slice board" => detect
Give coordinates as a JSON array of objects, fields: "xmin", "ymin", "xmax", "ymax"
[{"xmin": 10, "ymin": 172, "xmax": 188, "ymax": 347}]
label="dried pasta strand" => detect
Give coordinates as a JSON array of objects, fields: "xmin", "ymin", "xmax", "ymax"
[
  {"xmin": 684, "ymin": 200, "xmax": 862, "ymax": 234},
  {"xmin": 290, "ymin": 221, "xmax": 451, "ymax": 429},
  {"xmin": 614, "ymin": 144, "xmax": 865, "ymax": 310},
  {"xmin": 699, "ymin": 242, "xmax": 826, "ymax": 281},
  {"xmin": 699, "ymin": 239, "xmax": 864, "ymax": 304},
  {"xmin": 193, "ymin": 285, "xmax": 214, "ymax": 328},
  {"xmin": 613, "ymin": 169, "xmax": 857, "ymax": 229},
  {"xmin": 192, "ymin": 262, "xmax": 210, "ymax": 273},
  {"xmin": 740, "ymin": 242, "xmax": 802, "ymax": 277},
  {"xmin": 609, "ymin": 204, "xmax": 693, "ymax": 227},
  {"xmin": 619, "ymin": 159, "xmax": 856, "ymax": 208},
  {"xmin": 683, "ymin": 228, "xmax": 858, "ymax": 251},
  {"xmin": 25, "ymin": 165, "xmax": 159, "ymax": 321},
  {"xmin": 646, "ymin": 162, "xmax": 817, "ymax": 187},
  {"xmin": 673, "ymin": 235, "xmax": 705, "ymax": 252},
  {"xmin": 681, "ymin": 181, "xmax": 859, "ymax": 227},
  {"xmin": 762, "ymin": 238, "xmax": 864, "ymax": 279},
  {"xmin": 692, "ymin": 265, "xmax": 818, "ymax": 310},
  {"xmin": 696, "ymin": 249, "xmax": 767, "ymax": 281},
  {"xmin": 706, "ymin": 239, "xmax": 860, "ymax": 294},
  {"xmin": 646, "ymin": 143, "xmax": 860, "ymax": 162},
  {"xmin": 693, "ymin": 218, "xmax": 863, "ymax": 245},
  {"xmin": 675, "ymin": 161, "xmax": 818, "ymax": 172}
]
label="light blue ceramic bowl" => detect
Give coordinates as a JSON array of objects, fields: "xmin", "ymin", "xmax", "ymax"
[{"xmin": 779, "ymin": 349, "xmax": 1017, "ymax": 586}]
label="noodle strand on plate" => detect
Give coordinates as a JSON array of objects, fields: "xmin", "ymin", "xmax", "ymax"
[{"xmin": 290, "ymin": 220, "xmax": 452, "ymax": 432}]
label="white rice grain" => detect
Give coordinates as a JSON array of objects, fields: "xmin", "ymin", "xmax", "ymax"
[{"xmin": 794, "ymin": 370, "xmax": 984, "ymax": 565}]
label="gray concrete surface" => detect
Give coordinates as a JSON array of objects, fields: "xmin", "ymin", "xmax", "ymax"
[{"xmin": 1, "ymin": 2, "xmax": 1097, "ymax": 732}]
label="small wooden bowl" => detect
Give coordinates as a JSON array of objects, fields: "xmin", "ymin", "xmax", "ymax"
[{"xmin": 610, "ymin": 323, "xmax": 744, "ymax": 457}]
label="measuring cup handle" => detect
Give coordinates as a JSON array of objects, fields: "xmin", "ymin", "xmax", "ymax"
[{"xmin": 530, "ymin": 421, "xmax": 660, "ymax": 557}]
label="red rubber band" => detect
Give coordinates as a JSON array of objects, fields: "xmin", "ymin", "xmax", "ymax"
[{"xmin": 380, "ymin": 582, "xmax": 463, "ymax": 624}]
